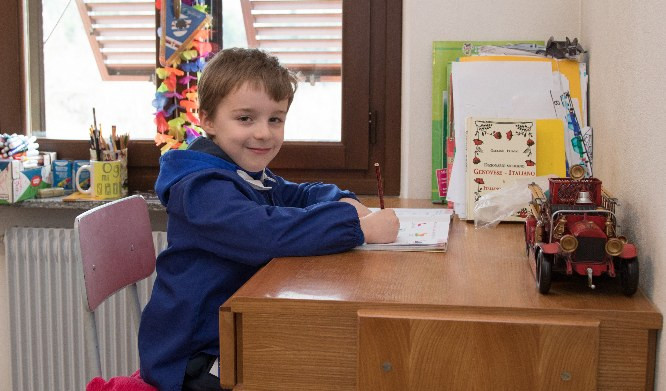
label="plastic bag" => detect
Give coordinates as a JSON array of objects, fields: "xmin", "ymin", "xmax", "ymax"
[{"xmin": 473, "ymin": 176, "xmax": 553, "ymax": 229}]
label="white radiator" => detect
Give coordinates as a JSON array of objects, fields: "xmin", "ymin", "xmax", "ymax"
[{"xmin": 5, "ymin": 227, "xmax": 167, "ymax": 391}]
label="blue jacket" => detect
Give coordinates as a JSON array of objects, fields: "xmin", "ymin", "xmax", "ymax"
[{"xmin": 138, "ymin": 138, "xmax": 364, "ymax": 390}]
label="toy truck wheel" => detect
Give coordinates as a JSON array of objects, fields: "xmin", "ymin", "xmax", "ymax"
[
  {"xmin": 537, "ymin": 251, "xmax": 553, "ymax": 294},
  {"xmin": 619, "ymin": 258, "xmax": 639, "ymax": 296}
]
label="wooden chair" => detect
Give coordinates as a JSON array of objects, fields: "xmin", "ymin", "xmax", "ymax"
[{"xmin": 75, "ymin": 195, "xmax": 156, "ymax": 378}]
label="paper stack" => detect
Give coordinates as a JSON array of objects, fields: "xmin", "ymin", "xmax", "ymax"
[{"xmin": 431, "ymin": 41, "xmax": 590, "ymax": 221}]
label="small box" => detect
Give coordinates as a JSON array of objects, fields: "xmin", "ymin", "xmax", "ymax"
[
  {"xmin": 73, "ymin": 160, "xmax": 91, "ymax": 191},
  {"xmin": 52, "ymin": 160, "xmax": 73, "ymax": 192},
  {"xmin": 5, "ymin": 164, "xmax": 52, "ymax": 203},
  {"xmin": 40, "ymin": 151, "xmax": 57, "ymax": 167},
  {"xmin": 1, "ymin": 158, "xmax": 54, "ymax": 204},
  {"xmin": 0, "ymin": 160, "xmax": 14, "ymax": 204}
]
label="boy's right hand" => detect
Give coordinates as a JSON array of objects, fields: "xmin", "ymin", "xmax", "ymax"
[{"xmin": 359, "ymin": 209, "xmax": 399, "ymax": 244}]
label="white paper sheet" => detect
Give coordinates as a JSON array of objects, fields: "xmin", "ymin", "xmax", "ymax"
[{"xmin": 356, "ymin": 208, "xmax": 453, "ymax": 252}]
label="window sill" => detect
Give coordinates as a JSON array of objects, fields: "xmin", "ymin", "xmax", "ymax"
[{"xmin": 0, "ymin": 192, "xmax": 164, "ymax": 212}]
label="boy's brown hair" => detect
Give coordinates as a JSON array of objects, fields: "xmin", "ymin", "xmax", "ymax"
[{"xmin": 198, "ymin": 48, "xmax": 299, "ymax": 120}]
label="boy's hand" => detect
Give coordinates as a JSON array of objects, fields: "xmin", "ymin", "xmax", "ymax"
[
  {"xmin": 339, "ymin": 197, "xmax": 372, "ymax": 217},
  {"xmin": 359, "ymin": 209, "xmax": 399, "ymax": 244}
]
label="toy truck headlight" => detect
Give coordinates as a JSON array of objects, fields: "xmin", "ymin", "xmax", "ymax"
[
  {"xmin": 605, "ymin": 238, "xmax": 624, "ymax": 256},
  {"xmin": 560, "ymin": 235, "xmax": 578, "ymax": 253}
]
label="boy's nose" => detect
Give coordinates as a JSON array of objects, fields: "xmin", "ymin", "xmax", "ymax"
[{"xmin": 253, "ymin": 122, "xmax": 271, "ymax": 139}]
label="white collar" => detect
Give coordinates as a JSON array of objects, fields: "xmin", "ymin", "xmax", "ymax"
[{"xmin": 236, "ymin": 169, "xmax": 276, "ymax": 191}]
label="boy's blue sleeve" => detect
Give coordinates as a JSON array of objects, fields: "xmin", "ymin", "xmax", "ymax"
[
  {"xmin": 168, "ymin": 174, "xmax": 365, "ymax": 267},
  {"xmin": 273, "ymin": 176, "xmax": 358, "ymax": 207}
]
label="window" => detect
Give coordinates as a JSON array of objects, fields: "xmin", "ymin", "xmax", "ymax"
[
  {"xmin": 33, "ymin": 0, "xmax": 157, "ymax": 140},
  {"xmin": 2, "ymin": 0, "xmax": 401, "ymax": 195},
  {"xmin": 235, "ymin": 0, "xmax": 342, "ymax": 142}
]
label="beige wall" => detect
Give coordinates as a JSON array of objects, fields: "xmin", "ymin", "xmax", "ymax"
[{"xmin": 581, "ymin": 1, "xmax": 666, "ymax": 389}]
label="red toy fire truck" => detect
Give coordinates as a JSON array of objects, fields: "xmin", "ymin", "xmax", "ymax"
[{"xmin": 525, "ymin": 165, "xmax": 639, "ymax": 295}]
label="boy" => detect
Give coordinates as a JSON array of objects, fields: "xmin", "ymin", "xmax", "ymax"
[{"xmin": 138, "ymin": 48, "xmax": 399, "ymax": 390}]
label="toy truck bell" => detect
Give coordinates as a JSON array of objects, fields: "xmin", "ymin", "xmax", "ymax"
[{"xmin": 576, "ymin": 191, "xmax": 594, "ymax": 204}]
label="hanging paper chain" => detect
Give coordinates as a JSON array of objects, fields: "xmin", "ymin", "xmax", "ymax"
[{"xmin": 154, "ymin": 0, "xmax": 213, "ymax": 153}]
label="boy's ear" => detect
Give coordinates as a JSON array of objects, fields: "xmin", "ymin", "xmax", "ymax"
[{"xmin": 199, "ymin": 110, "xmax": 216, "ymax": 136}]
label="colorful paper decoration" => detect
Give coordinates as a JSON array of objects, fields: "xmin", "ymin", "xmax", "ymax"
[{"xmin": 154, "ymin": 0, "xmax": 211, "ymax": 152}]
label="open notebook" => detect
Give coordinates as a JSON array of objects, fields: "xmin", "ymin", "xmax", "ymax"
[{"xmin": 356, "ymin": 208, "xmax": 454, "ymax": 252}]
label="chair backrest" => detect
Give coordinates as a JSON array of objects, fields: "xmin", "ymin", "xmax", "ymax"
[
  {"xmin": 75, "ymin": 195, "xmax": 157, "ymax": 378},
  {"xmin": 75, "ymin": 195, "xmax": 156, "ymax": 312}
]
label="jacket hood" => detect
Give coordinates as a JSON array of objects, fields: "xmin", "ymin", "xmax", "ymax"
[{"xmin": 155, "ymin": 149, "xmax": 238, "ymax": 205}]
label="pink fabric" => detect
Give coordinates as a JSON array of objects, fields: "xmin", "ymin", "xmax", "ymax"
[{"xmin": 86, "ymin": 370, "xmax": 157, "ymax": 391}]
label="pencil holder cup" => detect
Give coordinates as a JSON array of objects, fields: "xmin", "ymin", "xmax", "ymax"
[
  {"xmin": 75, "ymin": 160, "xmax": 123, "ymax": 199},
  {"xmin": 90, "ymin": 148, "xmax": 128, "ymax": 196}
]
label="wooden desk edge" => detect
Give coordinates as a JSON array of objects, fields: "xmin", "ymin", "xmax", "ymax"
[
  {"xmin": 219, "ymin": 307, "xmax": 236, "ymax": 388},
  {"xmin": 222, "ymin": 298, "xmax": 662, "ymax": 330}
]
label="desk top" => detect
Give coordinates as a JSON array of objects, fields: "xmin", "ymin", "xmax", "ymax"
[{"xmin": 223, "ymin": 198, "xmax": 661, "ymax": 329}]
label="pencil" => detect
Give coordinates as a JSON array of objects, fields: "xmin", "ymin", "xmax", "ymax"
[
  {"xmin": 92, "ymin": 108, "xmax": 101, "ymax": 161},
  {"xmin": 374, "ymin": 162, "xmax": 385, "ymax": 209}
]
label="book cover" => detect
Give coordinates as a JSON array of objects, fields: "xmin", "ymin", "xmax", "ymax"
[
  {"xmin": 160, "ymin": 2, "xmax": 211, "ymax": 66},
  {"xmin": 466, "ymin": 118, "xmax": 537, "ymax": 221}
]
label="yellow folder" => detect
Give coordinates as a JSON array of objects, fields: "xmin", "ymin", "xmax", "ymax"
[{"xmin": 536, "ymin": 119, "xmax": 566, "ymax": 177}]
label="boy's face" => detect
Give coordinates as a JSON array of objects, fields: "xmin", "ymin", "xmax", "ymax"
[{"xmin": 201, "ymin": 82, "xmax": 288, "ymax": 172}]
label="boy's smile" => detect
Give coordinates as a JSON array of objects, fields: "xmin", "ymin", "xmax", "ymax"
[{"xmin": 201, "ymin": 82, "xmax": 289, "ymax": 172}]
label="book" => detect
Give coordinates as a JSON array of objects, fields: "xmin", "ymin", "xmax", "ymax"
[
  {"xmin": 465, "ymin": 118, "xmax": 537, "ymax": 221},
  {"xmin": 356, "ymin": 208, "xmax": 453, "ymax": 252}
]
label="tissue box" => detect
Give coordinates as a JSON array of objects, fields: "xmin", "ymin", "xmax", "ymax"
[
  {"xmin": 0, "ymin": 159, "xmax": 52, "ymax": 204},
  {"xmin": 12, "ymin": 165, "xmax": 52, "ymax": 202}
]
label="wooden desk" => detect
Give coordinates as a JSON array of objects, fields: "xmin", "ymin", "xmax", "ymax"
[{"xmin": 219, "ymin": 199, "xmax": 661, "ymax": 390}]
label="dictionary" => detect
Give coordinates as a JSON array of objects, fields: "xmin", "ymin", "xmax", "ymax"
[{"xmin": 465, "ymin": 118, "xmax": 537, "ymax": 221}]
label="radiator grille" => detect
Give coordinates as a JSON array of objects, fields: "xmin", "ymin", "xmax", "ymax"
[{"xmin": 5, "ymin": 227, "xmax": 167, "ymax": 391}]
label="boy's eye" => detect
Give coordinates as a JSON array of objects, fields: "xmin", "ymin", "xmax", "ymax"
[
  {"xmin": 269, "ymin": 117, "xmax": 284, "ymax": 123},
  {"xmin": 238, "ymin": 116, "xmax": 251, "ymax": 122}
]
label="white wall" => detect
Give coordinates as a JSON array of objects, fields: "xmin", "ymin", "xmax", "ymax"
[
  {"xmin": 581, "ymin": 1, "xmax": 666, "ymax": 389},
  {"xmin": 401, "ymin": 0, "xmax": 581, "ymax": 197}
]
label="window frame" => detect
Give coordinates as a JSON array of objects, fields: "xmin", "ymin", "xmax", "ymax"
[{"xmin": 2, "ymin": 0, "xmax": 401, "ymax": 196}]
